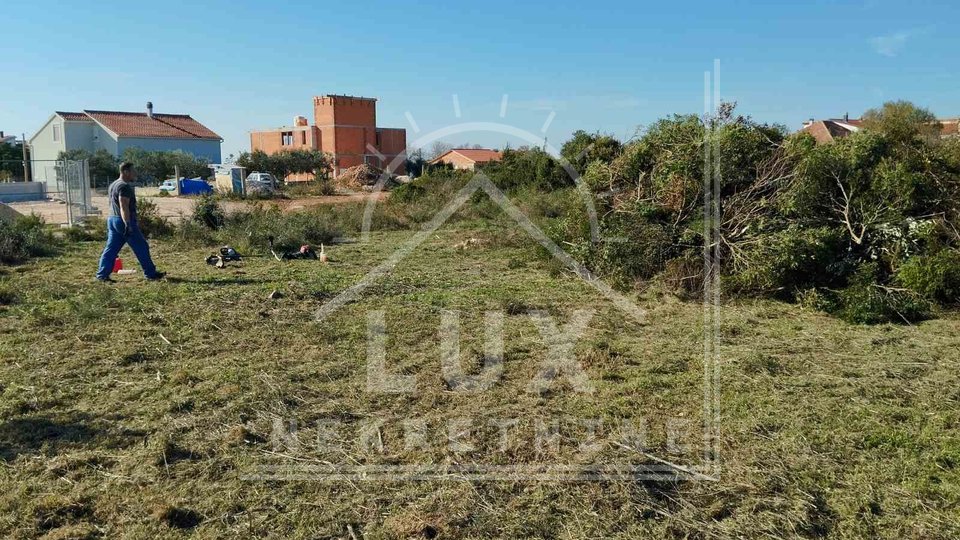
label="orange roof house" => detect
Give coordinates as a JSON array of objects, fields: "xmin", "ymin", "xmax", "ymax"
[
  {"xmin": 428, "ymin": 148, "xmax": 503, "ymax": 171},
  {"xmin": 800, "ymin": 115, "xmax": 863, "ymax": 144},
  {"xmin": 801, "ymin": 114, "xmax": 959, "ymax": 143},
  {"xmin": 250, "ymin": 94, "xmax": 407, "ymax": 180},
  {"xmin": 28, "ymin": 103, "xmax": 222, "ymax": 187}
]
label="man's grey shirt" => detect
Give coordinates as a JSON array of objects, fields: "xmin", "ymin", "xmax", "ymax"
[{"xmin": 107, "ymin": 179, "xmax": 137, "ymax": 222}]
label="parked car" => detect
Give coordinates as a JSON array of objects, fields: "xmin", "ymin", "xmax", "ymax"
[{"xmin": 246, "ymin": 172, "xmax": 279, "ymax": 194}]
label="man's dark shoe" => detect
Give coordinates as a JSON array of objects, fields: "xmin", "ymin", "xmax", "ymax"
[
  {"xmin": 145, "ymin": 272, "xmax": 167, "ymax": 281},
  {"xmin": 96, "ymin": 276, "xmax": 114, "ymax": 283}
]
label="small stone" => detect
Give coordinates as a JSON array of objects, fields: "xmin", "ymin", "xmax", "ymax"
[{"xmin": 268, "ymin": 290, "xmax": 283, "ymax": 300}]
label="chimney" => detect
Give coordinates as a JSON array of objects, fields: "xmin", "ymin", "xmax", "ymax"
[
  {"xmin": 844, "ymin": 112, "xmax": 849, "ymax": 122},
  {"xmin": 147, "ymin": 102, "xmax": 154, "ymax": 119}
]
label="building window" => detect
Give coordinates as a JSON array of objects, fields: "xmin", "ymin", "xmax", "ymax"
[
  {"xmin": 281, "ymin": 131, "xmax": 293, "ymax": 146},
  {"xmin": 53, "ymin": 125, "xmax": 61, "ymax": 142},
  {"xmin": 301, "ymin": 131, "xmax": 306, "ymax": 145}
]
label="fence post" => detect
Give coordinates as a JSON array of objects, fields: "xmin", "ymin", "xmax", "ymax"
[
  {"xmin": 21, "ymin": 133, "xmax": 30, "ymax": 182},
  {"xmin": 63, "ymin": 159, "xmax": 73, "ymax": 226}
]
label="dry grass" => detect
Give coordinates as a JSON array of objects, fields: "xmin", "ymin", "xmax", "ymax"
[{"xmin": 0, "ymin": 217, "xmax": 958, "ymax": 538}]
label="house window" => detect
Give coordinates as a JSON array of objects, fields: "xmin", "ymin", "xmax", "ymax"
[
  {"xmin": 281, "ymin": 131, "xmax": 293, "ymax": 146},
  {"xmin": 53, "ymin": 125, "xmax": 61, "ymax": 142},
  {"xmin": 301, "ymin": 131, "xmax": 306, "ymax": 145}
]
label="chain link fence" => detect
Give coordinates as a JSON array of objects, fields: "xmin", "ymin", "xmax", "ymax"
[{"xmin": 1, "ymin": 159, "xmax": 94, "ymax": 226}]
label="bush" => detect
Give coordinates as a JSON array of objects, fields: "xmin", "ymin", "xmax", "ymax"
[
  {"xmin": 659, "ymin": 253, "xmax": 704, "ymax": 297},
  {"xmin": 0, "ymin": 215, "xmax": 57, "ymax": 264},
  {"xmin": 156, "ymin": 190, "xmax": 170, "ymax": 198},
  {"xmin": 220, "ymin": 205, "xmax": 341, "ymax": 253},
  {"xmin": 63, "ymin": 218, "xmax": 109, "ymax": 243},
  {"xmin": 837, "ymin": 264, "xmax": 931, "ymax": 324},
  {"xmin": 173, "ymin": 219, "xmax": 216, "ymax": 247},
  {"xmin": 64, "ymin": 225, "xmax": 95, "ymax": 242},
  {"xmin": 390, "ymin": 182, "xmax": 427, "ymax": 204},
  {"xmin": 192, "ymin": 194, "xmax": 225, "ymax": 229},
  {"xmin": 729, "ymin": 226, "xmax": 850, "ymax": 297},
  {"xmin": 137, "ymin": 199, "xmax": 173, "ymax": 238},
  {"xmin": 896, "ymin": 249, "xmax": 960, "ymax": 304},
  {"xmin": 591, "ymin": 214, "xmax": 679, "ymax": 288}
]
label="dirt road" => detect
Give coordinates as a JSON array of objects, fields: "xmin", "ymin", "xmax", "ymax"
[{"xmin": 7, "ymin": 191, "xmax": 386, "ymax": 225}]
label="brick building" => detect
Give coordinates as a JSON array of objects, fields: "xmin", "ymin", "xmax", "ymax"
[{"xmin": 250, "ymin": 95, "xmax": 406, "ymax": 180}]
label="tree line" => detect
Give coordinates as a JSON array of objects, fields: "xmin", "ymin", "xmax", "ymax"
[{"xmin": 414, "ymin": 100, "xmax": 960, "ymax": 324}]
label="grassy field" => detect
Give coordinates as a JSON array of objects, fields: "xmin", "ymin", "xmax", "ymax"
[{"xmin": 1, "ymin": 214, "xmax": 959, "ymax": 538}]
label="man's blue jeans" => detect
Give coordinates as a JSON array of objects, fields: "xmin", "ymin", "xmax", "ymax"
[{"xmin": 96, "ymin": 217, "xmax": 159, "ymax": 279}]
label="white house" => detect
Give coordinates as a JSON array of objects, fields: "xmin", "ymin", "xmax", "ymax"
[{"xmin": 29, "ymin": 102, "xmax": 222, "ymax": 188}]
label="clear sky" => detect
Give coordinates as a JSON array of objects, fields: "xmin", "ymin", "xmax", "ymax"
[{"xmin": 2, "ymin": 0, "xmax": 958, "ymax": 158}]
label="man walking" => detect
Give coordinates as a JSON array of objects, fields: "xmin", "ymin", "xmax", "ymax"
[{"xmin": 96, "ymin": 162, "xmax": 165, "ymax": 282}]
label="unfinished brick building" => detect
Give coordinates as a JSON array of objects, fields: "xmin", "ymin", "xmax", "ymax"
[{"xmin": 249, "ymin": 95, "xmax": 406, "ymax": 179}]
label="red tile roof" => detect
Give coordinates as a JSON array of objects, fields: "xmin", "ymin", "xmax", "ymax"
[
  {"xmin": 801, "ymin": 119, "xmax": 861, "ymax": 144},
  {"xmin": 940, "ymin": 119, "xmax": 959, "ymax": 137},
  {"xmin": 81, "ymin": 110, "xmax": 221, "ymax": 140},
  {"xmin": 434, "ymin": 148, "xmax": 503, "ymax": 163},
  {"xmin": 803, "ymin": 117, "xmax": 959, "ymax": 143},
  {"xmin": 56, "ymin": 111, "xmax": 92, "ymax": 121}
]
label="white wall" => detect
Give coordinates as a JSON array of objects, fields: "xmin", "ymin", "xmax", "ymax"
[
  {"xmin": 29, "ymin": 117, "xmax": 66, "ymax": 164},
  {"xmin": 65, "ymin": 120, "xmax": 96, "ymax": 153},
  {"xmin": 92, "ymin": 124, "xmax": 118, "ymax": 155},
  {"xmin": 28, "ymin": 117, "xmax": 67, "ymax": 188}
]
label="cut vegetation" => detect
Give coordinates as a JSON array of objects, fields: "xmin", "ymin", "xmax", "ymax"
[{"xmin": 1, "ymin": 194, "xmax": 959, "ymax": 538}]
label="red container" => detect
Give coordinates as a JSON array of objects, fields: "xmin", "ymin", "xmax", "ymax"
[{"xmin": 112, "ymin": 258, "xmax": 123, "ymax": 273}]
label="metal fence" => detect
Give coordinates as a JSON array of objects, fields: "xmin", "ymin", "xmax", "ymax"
[
  {"xmin": 60, "ymin": 160, "xmax": 93, "ymax": 225},
  {"xmin": 1, "ymin": 159, "xmax": 94, "ymax": 226}
]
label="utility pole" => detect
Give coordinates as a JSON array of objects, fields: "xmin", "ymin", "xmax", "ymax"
[{"xmin": 21, "ymin": 133, "xmax": 30, "ymax": 182}]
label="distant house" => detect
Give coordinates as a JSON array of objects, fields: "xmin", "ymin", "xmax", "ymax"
[
  {"xmin": 28, "ymin": 103, "xmax": 222, "ymax": 187},
  {"xmin": 941, "ymin": 119, "xmax": 960, "ymax": 138},
  {"xmin": 429, "ymin": 148, "xmax": 503, "ymax": 171},
  {"xmin": 801, "ymin": 114, "xmax": 959, "ymax": 143},
  {"xmin": 800, "ymin": 116, "xmax": 863, "ymax": 144}
]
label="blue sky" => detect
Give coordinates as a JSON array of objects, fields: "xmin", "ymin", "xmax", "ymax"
[{"xmin": 2, "ymin": 0, "xmax": 957, "ymax": 158}]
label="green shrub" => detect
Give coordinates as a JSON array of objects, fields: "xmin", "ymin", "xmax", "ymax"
[
  {"xmin": 896, "ymin": 249, "xmax": 960, "ymax": 304},
  {"xmin": 156, "ymin": 190, "xmax": 170, "ymax": 198},
  {"xmin": 63, "ymin": 218, "xmax": 109, "ymax": 243},
  {"xmin": 137, "ymin": 199, "xmax": 173, "ymax": 238},
  {"xmin": 220, "ymin": 206, "xmax": 341, "ymax": 253},
  {"xmin": 591, "ymin": 214, "xmax": 679, "ymax": 288},
  {"xmin": 390, "ymin": 182, "xmax": 427, "ymax": 204},
  {"xmin": 173, "ymin": 219, "xmax": 216, "ymax": 247},
  {"xmin": 315, "ymin": 170, "xmax": 336, "ymax": 196},
  {"xmin": 192, "ymin": 194, "xmax": 225, "ymax": 229},
  {"xmin": 729, "ymin": 226, "xmax": 850, "ymax": 297},
  {"xmin": 796, "ymin": 287, "xmax": 840, "ymax": 313},
  {"xmin": 837, "ymin": 263, "xmax": 931, "ymax": 324},
  {"xmin": 64, "ymin": 225, "xmax": 95, "ymax": 242},
  {"xmin": 0, "ymin": 215, "xmax": 57, "ymax": 264}
]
